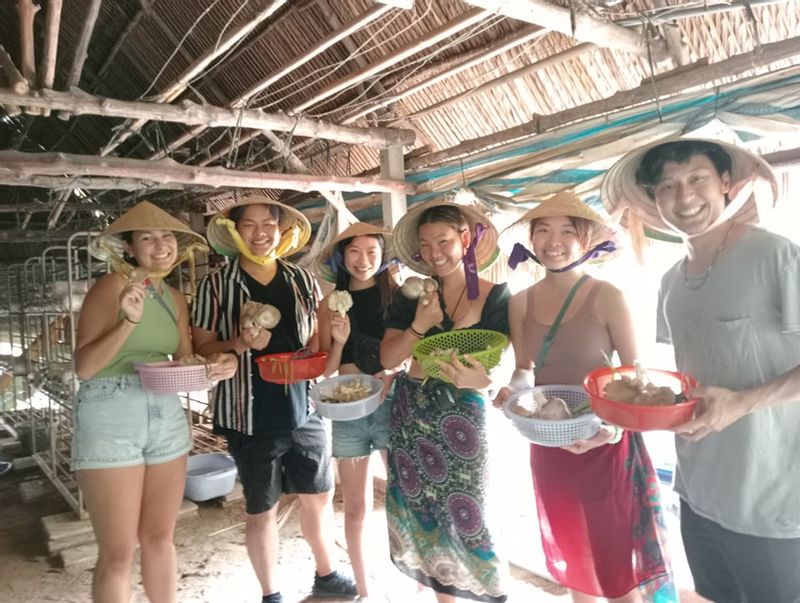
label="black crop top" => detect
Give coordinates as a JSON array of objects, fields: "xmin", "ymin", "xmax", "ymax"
[
  {"xmin": 340, "ymin": 285, "xmax": 386, "ymax": 375},
  {"xmin": 386, "ymin": 282, "xmax": 511, "ymax": 337}
]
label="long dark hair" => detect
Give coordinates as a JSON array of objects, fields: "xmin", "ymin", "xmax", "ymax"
[{"xmin": 334, "ymin": 234, "xmax": 394, "ymax": 317}]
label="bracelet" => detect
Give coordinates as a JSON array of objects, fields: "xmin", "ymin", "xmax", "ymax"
[
  {"xmin": 407, "ymin": 325, "xmax": 424, "ymax": 339},
  {"xmin": 124, "ymin": 316, "xmax": 140, "ymax": 325}
]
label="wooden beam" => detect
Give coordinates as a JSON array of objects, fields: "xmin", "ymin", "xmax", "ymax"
[
  {"xmin": 38, "ymin": 0, "xmax": 63, "ymax": 90},
  {"xmin": 653, "ymin": 0, "xmax": 689, "ymax": 67},
  {"xmin": 0, "ymin": 46, "xmax": 29, "ymax": 95},
  {"xmin": 462, "ymin": 0, "xmax": 668, "ymax": 60},
  {"xmin": 406, "ymin": 36, "xmax": 800, "ymax": 169},
  {"xmin": 0, "ymin": 45, "xmax": 26, "ymax": 115},
  {"xmin": 0, "ymin": 174, "xmax": 197, "ymax": 191},
  {"xmin": 59, "ymin": 0, "xmax": 102, "ymax": 120},
  {"xmin": 0, "ymin": 151, "xmax": 416, "ymax": 195},
  {"xmin": 380, "ymin": 146, "xmax": 406, "ymax": 228},
  {"xmin": 150, "ymin": 4, "xmax": 393, "ymax": 161},
  {"xmin": 100, "ymin": 0, "xmax": 286, "ymax": 155},
  {"xmin": 293, "ymin": 8, "xmax": 489, "ymax": 113},
  {"xmin": 17, "ymin": 0, "xmax": 40, "ymax": 83},
  {"xmin": 0, "ymin": 88, "xmax": 415, "ymax": 148},
  {"xmin": 342, "ymin": 26, "xmax": 548, "ymax": 124}
]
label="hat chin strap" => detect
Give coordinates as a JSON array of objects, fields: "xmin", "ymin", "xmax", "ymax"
[
  {"xmin": 216, "ymin": 217, "xmax": 300, "ymax": 265},
  {"xmin": 508, "ymin": 240, "xmax": 616, "ymax": 272}
]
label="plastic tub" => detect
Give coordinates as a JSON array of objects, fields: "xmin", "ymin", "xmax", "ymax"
[
  {"xmin": 310, "ymin": 374, "xmax": 384, "ymax": 421},
  {"xmin": 584, "ymin": 366, "xmax": 698, "ymax": 431},
  {"xmin": 184, "ymin": 453, "xmax": 237, "ymax": 502}
]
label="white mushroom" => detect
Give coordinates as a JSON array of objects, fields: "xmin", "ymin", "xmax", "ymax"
[
  {"xmin": 401, "ymin": 276, "xmax": 425, "ymax": 299},
  {"xmin": 241, "ymin": 301, "xmax": 281, "ymax": 338},
  {"xmin": 532, "ymin": 397, "xmax": 571, "ymax": 420},
  {"xmin": 327, "ymin": 290, "xmax": 353, "ymax": 317}
]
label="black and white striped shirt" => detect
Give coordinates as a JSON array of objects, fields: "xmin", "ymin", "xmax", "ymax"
[{"xmin": 192, "ymin": 257, "xmax": 321, "ymax": 435}]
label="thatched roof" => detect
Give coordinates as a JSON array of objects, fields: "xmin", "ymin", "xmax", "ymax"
[{"xmin": 0, "ymin": 0, "xmax": 799, "ymax": 263}]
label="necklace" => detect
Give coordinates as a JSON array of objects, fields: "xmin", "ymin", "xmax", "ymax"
[
  {"xmin": 446, "ymin": 285, "xmax": 468, "ymax": 322},
  {"xmin": 681, "ymin": 222, "xmax": 735, "ymax": 290}
]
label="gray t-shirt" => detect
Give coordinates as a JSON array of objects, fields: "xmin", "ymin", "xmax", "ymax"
[{"xmin": 657, "ymin": 227, "xmax": 800, "ymax": 538}]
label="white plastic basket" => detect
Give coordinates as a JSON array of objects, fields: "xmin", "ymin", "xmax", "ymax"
[
  {"xmin": 135, "ymin": 361, "xmax": 214, "ymax": 394},
  {"xmin": 310, "ymin": 374, "xmax": 384, "ymax": 421},
  {"xmin": 503, "ymin": 385, "xmax": 601, "ymax": 447},
  {"xmin": 184, "ymin": 453, "xmax": 237, "ymax": 502}
]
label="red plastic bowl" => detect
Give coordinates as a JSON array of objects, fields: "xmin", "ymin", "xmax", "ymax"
[
  {"xmin": 255, "ymin": 351, "xmax": 328, "ymax": 384},
  {"xmin": 583, "ymin": 366, "xmax": 698, "ymax": 431}
]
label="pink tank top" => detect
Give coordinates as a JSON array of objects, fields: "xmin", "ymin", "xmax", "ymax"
[{"xmin": 522, "ymin": 280, "xmax": 613, "ymax": 386}]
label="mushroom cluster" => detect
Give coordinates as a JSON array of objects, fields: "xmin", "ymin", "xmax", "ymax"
[
  {"xmin": 327, "ymin": 290, "xmax": 354, "ymax": 316},
  {"xmin": 401, "ymin": 276, "xmax": 439, "ymax": 306},
  {"xmin": 241, "ymin": 301, "xmax": 281, "ymax": 339}
]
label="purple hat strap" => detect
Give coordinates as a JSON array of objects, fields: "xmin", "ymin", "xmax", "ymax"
[
  {"xmin": 508, "ymin": 240, "xmax": 616, "ymax": 273},
  {"xmin": 410, "ymin": 222, "xmax": 487, "ymax": 300},
  {"xmin": 463, "ymin": 223, "xmax": 486, "ymax": 300}
]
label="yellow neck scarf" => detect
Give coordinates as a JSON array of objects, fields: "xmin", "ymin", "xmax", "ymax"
[{"xmin": 214, "ymin": 217, "xmax": 301, "ymax": 265}]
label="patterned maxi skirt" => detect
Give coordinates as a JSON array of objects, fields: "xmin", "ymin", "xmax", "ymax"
[{"xmin": 386, "ymin": 373, "xmax": 507, "ymax": 602}]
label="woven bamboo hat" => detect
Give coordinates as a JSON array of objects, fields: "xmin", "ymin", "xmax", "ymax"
[
  {"xmin": 499, "ymin": 191, "xmax": 617, "ymax": 257},
  {"xmin": 206, "ymin": 192, "xmax": 311, "ymax": 259},
  {"xmin": 316, "ymin": 222, "xmax": 393, "ymax": 283},
  {"xmin": 89, "ymin": 201, "xmax": 207, "ymax": 274},
  {"xmin": 601, "ymin": 137, "xmax": 779, "ymax": 235},
  {"xmin": 392, "ymin": 196, "xmax": 499, "ymax": 276}
]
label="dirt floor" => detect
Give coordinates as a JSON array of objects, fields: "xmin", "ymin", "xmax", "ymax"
[{"xmin": 0, "ymin": 458, "xmax": 569, "ymax": 603}]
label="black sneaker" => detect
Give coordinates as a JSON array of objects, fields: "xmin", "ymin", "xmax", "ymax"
[{"xmin": 311, "ymin": 570, "xmax": 357, "ymax": 599}]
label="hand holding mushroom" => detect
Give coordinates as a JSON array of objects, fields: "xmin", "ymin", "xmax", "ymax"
[{"xmin": 239, "ymin": 301, "xmax": 280, "ymax": 351}]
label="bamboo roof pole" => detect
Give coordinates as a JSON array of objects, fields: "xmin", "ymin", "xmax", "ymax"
[
  {"xmin": 462, "ymin": 0, "xmax": 670, "ymax": 61},
  {"xmin": 99, "ymin": 0, "xmax": 287, "ymax": 157},
  {"xmin": 38, "ymin": 0, "xmax": 63, "ymax": 114},
  {"xmin": 0, "ymin": 175, "xmax": 199, "ymax": 192},
  {"xmin": 200, "ymin": 8, "xmax": 489, "ymax": 173},
  {"xmin": 292, "ymin": 8, "xmax": 489, "ymax": 114},
  {"xmin": 149, "ymin": 4, "xmax": 394, "ymax": 161},
  {"xmin": 92, "ymin": 0, "xmax": 152, "ymax": 86},
  {"xmin": 0, "ymin": 89, "xmax": 415, "ymax": 147},
  {"xmin": 406, "ymin": 35, "xmax": 800, "ymax": 170},
  {"xmin": 59, "ymin": 0, "xmax": 102, "ymax": 120},
  {"xmin": 341, "ymin": 25, "xmax": 549, "ymax": 124},
  {"xmin": 652, "ymin": 0, "xmax": 690, "ymax": 67},
  {"xmin": 0, "ymin": 151, "xmax": 417, "ymax": 195},
  {"xmin": 396, "ymin": 42, "xmax": 595, "ymax": 124}
]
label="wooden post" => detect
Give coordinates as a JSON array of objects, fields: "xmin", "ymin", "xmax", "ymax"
[
  {"xmin": 17, "ymin": 0, "xmax": 39, "ymax": 83},
  {"xmin": 59, "ymin": 0, "xmax": 102, "ymax": 120},
  {"xmin": 380, "ymin": 146, "xmax": 407, "ymax": 228}
]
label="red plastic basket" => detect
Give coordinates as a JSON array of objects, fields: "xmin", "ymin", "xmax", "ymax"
[
  {"xmin": 255, "ymin": 350, "xmax": 328, "ymax": 384},
  {"xmin": 583, "ymin": 366, "xmax": 698, "ymax": 431},
  {"xmin": 136, "ymin": 361, "xmax": 214, "ymax": 394}
]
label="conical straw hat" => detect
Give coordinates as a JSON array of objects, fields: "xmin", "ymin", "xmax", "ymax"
[
  {"xmin": 315, "ymin": 222, "xmax": 393, "ymax": 283},
  {"xmin": 206, "ymin": 192, "xmax": 311, "ymax": 259},
  {"xmin": 392, "ymin": 197, "xmax": 499, "ymax": 276}
]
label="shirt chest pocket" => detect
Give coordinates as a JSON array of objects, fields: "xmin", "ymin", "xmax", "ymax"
[{"xmin": 710, "ymin": 316, "xmax": 763, "ymax": 374}]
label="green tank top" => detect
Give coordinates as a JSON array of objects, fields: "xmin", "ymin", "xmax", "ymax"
[{"xmin": 96, "ymin": 287, "xmax": 180, "ymax": 377}]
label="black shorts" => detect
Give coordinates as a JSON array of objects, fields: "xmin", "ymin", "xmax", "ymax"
[
  {"xmin": 680, "ymin": 499, "xmax": 800, "ymax": 603},
  {"xmin": 226, "ymin": 414, "xmax": 333, "ymax": 515}
]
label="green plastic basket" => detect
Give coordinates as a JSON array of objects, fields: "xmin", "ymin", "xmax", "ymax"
[{"xmin": 412, "ymin": 329, "xmax": 508, "ymax": 383}]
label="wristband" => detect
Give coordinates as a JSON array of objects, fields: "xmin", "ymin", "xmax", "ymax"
[
  {"xmin": 124, "ymin": 316, "xmax": 140, "ymax": 325},
  {"xmin": 408, "ymin": 325, "xmax": 424, "ymax": 339}
]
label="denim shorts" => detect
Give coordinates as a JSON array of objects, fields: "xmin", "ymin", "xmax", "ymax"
[
  {"xmin": 72, "ymin": 375, "xmax": 192, "ymax": 470},
  {"xmin": 331, "ymin": 393, "xmax": 392, "ymax": 458}
]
